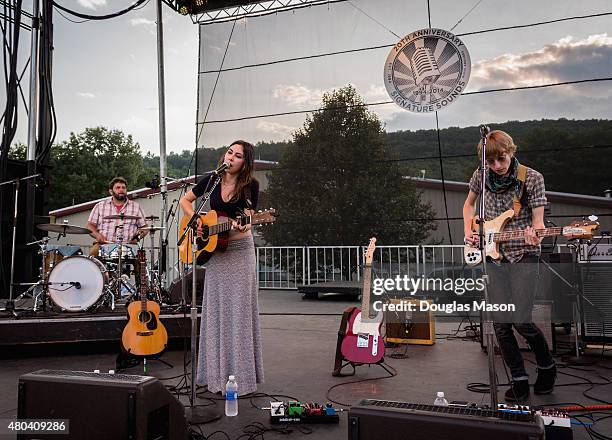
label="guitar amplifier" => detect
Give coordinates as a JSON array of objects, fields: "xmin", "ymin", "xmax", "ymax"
[
  {"xmin": 18, "ymin": 369, "xmax": 188, "ymax": 440},
  {"xmin": 580, "ymin": 264, "xmax": 612, "ymax": 342},
  {"xmin": 348, "ymin": 399, "xmax": 544, "ymax": 440},
  {"xmin": 385, "ymin": 299, "xmax": 435, "ymax": 345}
]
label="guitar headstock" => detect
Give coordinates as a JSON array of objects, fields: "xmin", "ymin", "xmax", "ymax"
[
  {"xmin": 563, "ymin": 218, "xmax": 600, "ymax": 240},
  {"xmin": 251, "ymin": 208, "xmax": 278, "ymax": 226},
  {"xmin": 364, "ymin": 237, "xmax": 377, "ymax": 267}
]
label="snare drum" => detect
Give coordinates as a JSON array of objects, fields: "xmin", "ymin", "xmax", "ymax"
[
  {"xmin": 47, "ymin": 256, "xmax": 108, "ymax": 312},
  {"xmin": 99, "ymin": 243, "xmax": 139, "ymax": 261}
]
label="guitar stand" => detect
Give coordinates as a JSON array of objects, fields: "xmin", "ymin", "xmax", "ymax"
[
  {"xmin": 116, "ymin": 351, "xmax": 174, "ymax": 373},
  {"xmin": 332, "ymin": 306, "xmax": 388, "ymax": 377}
]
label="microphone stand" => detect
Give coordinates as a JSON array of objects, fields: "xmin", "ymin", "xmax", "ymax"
[
  {"xmin": 476, "ymin": 127, "xmax": 498, "ymax": 409},
  {"xmin": 177, "ymin": 174, "xmax": 222, "ymax": 424},
  {"xmin": 0, "ymin": 173, "xmax": 41, "ymax": 317}
]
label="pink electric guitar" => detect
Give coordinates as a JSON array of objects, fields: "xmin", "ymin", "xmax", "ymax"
[{"xmin": 340, "ymin": 238, "xmax": 384, "ymax": 365}]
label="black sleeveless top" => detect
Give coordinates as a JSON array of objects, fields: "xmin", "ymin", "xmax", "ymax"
[{"xmin": 191, "ymin": 174, "xmax": 259, "ymax": 218}]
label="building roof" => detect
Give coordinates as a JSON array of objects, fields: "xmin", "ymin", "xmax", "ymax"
[{"xmin": 411, "ymin": 177, "xmax": 612, "ymax": 209}]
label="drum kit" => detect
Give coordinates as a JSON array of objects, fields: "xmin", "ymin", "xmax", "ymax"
[{"xmin": 19, "ymin": 215, "xmax": 167, "ymax": 313}]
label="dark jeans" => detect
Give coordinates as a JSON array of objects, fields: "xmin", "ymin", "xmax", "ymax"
[{"xmin": 487, "ymin": 255, "xmax": 554, "ymax": 380}]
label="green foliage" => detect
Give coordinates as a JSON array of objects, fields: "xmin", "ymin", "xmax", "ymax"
[
  {"xmin": 259, "ymin": 85, "xmax": 436, "ymax": 246},
  {"xmin": 49, "ymin": 127, "xmax": 144, "ymax": 209},
  {"xmin": 8, "ymin": 142, "xmax": 26, "ymax": 160}
]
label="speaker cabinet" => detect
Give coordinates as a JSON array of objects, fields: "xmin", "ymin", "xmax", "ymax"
[
  {"xmin": 580, "ymin": 264, "xmax": 612, "ymax": 342},
  {"xmin": 349, "ymin": 399, "xmax": 544, "ymax": 440},
  {"xmin": 385, "ymin": 299, "xmax": 435, "ymax": 345},
  {"xmin": 18, "ymin": 369, "xmax": 188, "ymax": 440}
]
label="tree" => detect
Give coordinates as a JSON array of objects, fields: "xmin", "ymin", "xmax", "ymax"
[
  {"xmin": 260, "ymin": 85, "xmax": 436, "ymax": 246},
  {"xmin": 49, "ymin": 127, "xmax": 145, "ymax": 209}
]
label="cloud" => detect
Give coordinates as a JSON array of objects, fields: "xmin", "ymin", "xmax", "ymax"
[
  {"xmin": 256, "ymin": 121, "xmax": 296, "ymax": 138},
  {"xmin": 76, "ymin": 0, "xmax": 106, "ymax": 10},
  {"xmin": 130, "ymin": 17, "xmax": 155, "ymax": 27},
  {"xmin": 77, "ymin": 92, "xmax": 96, "ymax": 99},
  {"xmin": 471, "ymin": 33, "xmax": 612, "ymax": 94},
  {"xmin": 272, "ymin": 84, "xmax": 326, "ymax": 107}
]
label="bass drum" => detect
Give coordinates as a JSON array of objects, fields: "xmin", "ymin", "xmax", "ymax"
[{"xmin": 47, "ymin": 256, "xmax": 108, "ymax": 312}]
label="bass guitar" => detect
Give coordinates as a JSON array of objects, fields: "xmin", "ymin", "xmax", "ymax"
[
  {"xmin": 340, "ymin": 237, "xmax": 384, "ymax": 365},
  {"xmin": 121, "ymin": 249, "xmax": 168, "ymax": 356},
  {"xmin": 179, "ymin": 209, "xmax": 277, "ymax": 265},
  {"xmin": 464, "ymin": 209, "xmax": 599, "ymax": 266}
]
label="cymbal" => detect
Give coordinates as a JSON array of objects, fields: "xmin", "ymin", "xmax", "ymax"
[
  {"xmin": 145, "ymin": 215, "xmax": 160, "ymax": 220},
  {"xmin": 103, "ymin": 214, "xmax": 141, "ymax": 220},
  {"xmin": 37, "ymin": 223, "xmax": 91, "ymax": 234}
]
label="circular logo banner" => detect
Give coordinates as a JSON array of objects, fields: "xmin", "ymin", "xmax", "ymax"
[{"xmin": 384, "ymin": 28, "xmax": 471, "ymax": 113}]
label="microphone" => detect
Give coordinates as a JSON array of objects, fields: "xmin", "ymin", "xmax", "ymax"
[
  {"xmin": 213, "ymin": 162, "xmax": 230, "ymax": 175},
  {"xmin": 479, "ymin": 125, "xmax": 490, "ymax": 137}
]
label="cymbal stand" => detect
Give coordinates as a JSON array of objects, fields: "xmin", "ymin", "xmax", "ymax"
[{"xmin": 14, "ymin": 237, "xmax": 51, "ymax": 311}]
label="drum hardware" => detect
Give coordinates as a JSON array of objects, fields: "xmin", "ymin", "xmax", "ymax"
[{"xmin": 103, "ymin": 214, "xmax": 141, "ymax": 220}]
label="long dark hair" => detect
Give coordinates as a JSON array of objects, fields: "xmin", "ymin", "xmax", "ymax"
[{"xmin": 219, "ymin": 140, "xmax": 256, "ymax": 205}]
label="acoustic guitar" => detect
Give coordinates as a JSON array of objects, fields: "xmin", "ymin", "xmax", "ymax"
[
  {"xmin": 121, "ymin": 249, "xmax": 168, "ymax": 356},
  {"xmin": 464, "ymin": 210, "xmax": 599, "ymax": 266},
  {"xmin": 178, "ymin": 209, "xmax": 277, "ymax": 265},
  {"xmin": 340, "ymin": 237, "xmax": 385, "ymax": 365}
]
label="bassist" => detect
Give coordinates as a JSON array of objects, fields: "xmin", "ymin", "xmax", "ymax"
[{"xmin": 462, "ymin": 130, "xmax": 555, "ymax": 402}]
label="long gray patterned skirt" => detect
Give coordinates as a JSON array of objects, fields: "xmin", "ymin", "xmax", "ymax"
[{"xmin": 196, "ymin": 236, "xmax": 264, "ymax": 395}]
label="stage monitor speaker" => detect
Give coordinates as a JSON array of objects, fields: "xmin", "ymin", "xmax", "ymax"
[
  {"xmin": 18, "ymin": 369, "xmax": 188, "ymax": 440},
  {"xmin": 385, "ymin": 299, "xmax": 435, "ymax": 345},
  {"xmin": 580, "ymin": 264, "xmax": 612, "ymax": 342},
  {"xmin": 348, "ymin": 399, "xmax": 544, "ymax": 440}
]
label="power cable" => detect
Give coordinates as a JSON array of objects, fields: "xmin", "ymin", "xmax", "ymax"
[
  {"xmin": 199, "ymin": 11, "xmax": 612, "ymax": 74},
  {"xmin": 196, "ymin": 77, "xmax": 612, "ymax": 125},
  {"xmin": 51, "ymin": 0, "xmax": 148, "ymax": 20}
]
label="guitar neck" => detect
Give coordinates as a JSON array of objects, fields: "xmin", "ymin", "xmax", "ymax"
[
  {"xmin": 361, "ymin": 265, "xmax": 373, "ymax": 319},
  {"xmin": 208, "ymin": 216, "xmax": 251, "ymax": 236},
  {"xmin": 493, "ymin": 227, "xmax": 563, "ymax": 242},
  {"xmin": 139, "ymin": 254, "xmax": 148, "ymax": 311}
]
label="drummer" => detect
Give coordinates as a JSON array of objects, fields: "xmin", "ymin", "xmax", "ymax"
[{"xmin": 86, "ymin": 176, "xmax": 148, "ymax": 256}]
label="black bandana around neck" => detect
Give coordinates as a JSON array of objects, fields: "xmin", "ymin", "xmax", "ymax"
[{"xmin": 486, "ymin": 156, "xmax": 519, "ymax": 194}]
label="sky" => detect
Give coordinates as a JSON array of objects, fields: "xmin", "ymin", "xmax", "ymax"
[{"xmin": 2, "ymin": 0, "xmax": 612, "ymax": 154}]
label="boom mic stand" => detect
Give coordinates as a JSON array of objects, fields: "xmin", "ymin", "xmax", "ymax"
[
  {"xmin": 476, "ymin": 126, "xmax": 498, "ymax": 409},
  {"xmin": 0, "ymin": 173, "xmax": 41, "ymax": 317},
  {"xmin": 177, "ymin": 174, "xmax": 222, "ymax": 424}
]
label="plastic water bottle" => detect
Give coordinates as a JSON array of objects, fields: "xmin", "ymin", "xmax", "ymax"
[
  {"xmin": 225, "ymin": 375, "xmax": 238, "ymax": 416},
  {"xmin": 433, "ymin": 391, "xmax": 449, "ymax": 406}
]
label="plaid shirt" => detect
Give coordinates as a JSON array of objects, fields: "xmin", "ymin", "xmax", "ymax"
[
  {"xmin": 88, "ymin": 198, "xmax": 146, "ymax": 243},
  {"xmin": 469, "ymin": 166, "xmax": 547, "ymax": 263}
]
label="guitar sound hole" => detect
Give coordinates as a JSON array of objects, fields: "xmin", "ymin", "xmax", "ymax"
[{"xmin": 138, "ymin": 311, "xmax": 151, "ymax": 323}]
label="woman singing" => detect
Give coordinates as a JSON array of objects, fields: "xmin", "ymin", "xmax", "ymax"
[{"xmin": 179, "ymin": 140, "xmax": 264, "ymax": 395}]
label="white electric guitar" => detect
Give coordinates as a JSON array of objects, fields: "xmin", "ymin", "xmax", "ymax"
[{"xmin": 464, "ymin": 210, "xmax": 599, "ymax": 266}]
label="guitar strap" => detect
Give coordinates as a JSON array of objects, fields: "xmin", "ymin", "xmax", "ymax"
[{"xmin": 512, "ymin": 164, "xmax": 528, "ymax": 217}]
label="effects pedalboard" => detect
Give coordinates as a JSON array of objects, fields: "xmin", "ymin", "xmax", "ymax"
[
  {"xmin": 267, "ymin": 401, "xmax": 340, "ymax": 424},
  {"xmin": 498, "ymin": 404, "xmax": 572, "ymax": 440}
]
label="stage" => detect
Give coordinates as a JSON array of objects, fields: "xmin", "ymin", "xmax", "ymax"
[{"xmin": 1, "ymin": 290, "xmax": 611, "ymax": 439}]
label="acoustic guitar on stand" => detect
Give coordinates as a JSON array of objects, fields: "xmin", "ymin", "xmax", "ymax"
[
  {"xmin": 121, "ymin": 249, "xmax": 168, "ymax": 356},
  {"xmin": 340, "ymin": 237, "xmax": 385, "ymax": 365},
  {"xmin": 464, "ymin": 209, "xmax": 599, "ymax": 266},
  {"xmin": 178, "ymin": 208, "xmax": 277, "ymax": 265}
]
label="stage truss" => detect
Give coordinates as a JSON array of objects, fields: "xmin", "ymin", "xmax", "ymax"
[{"xmin": 188, "ymin": 0, "xmax": 346, "ymax": 25}]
